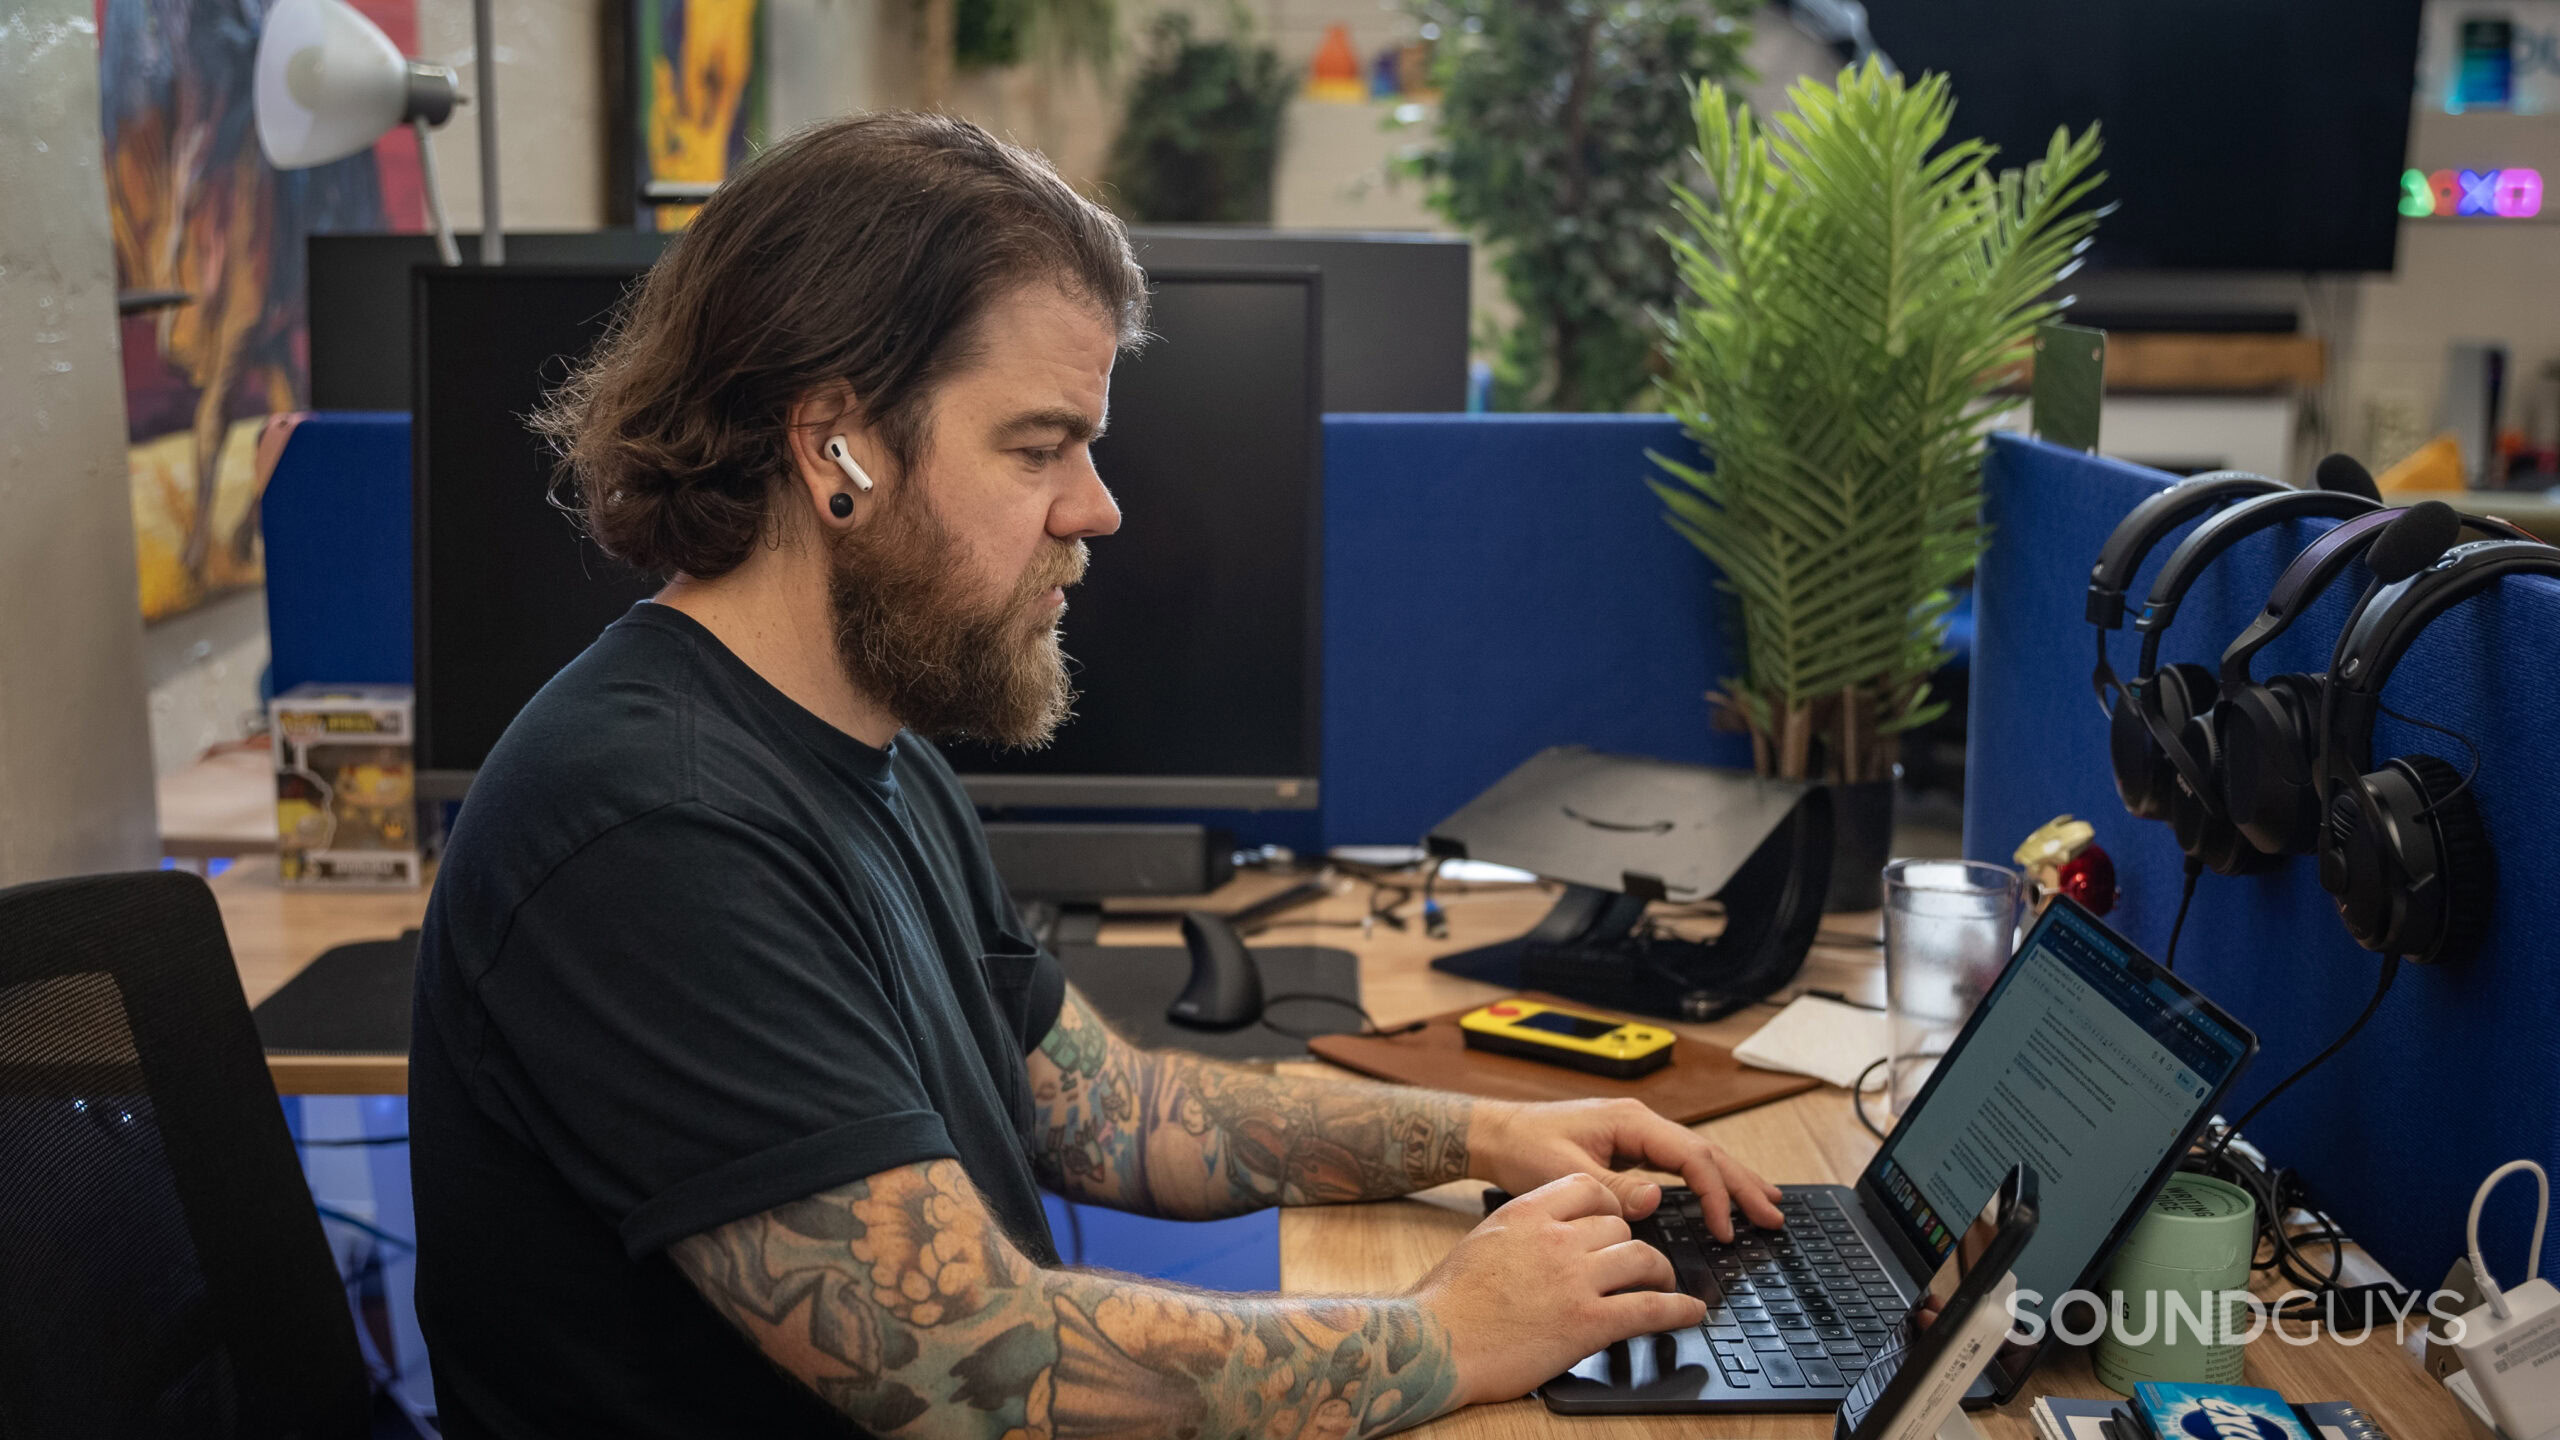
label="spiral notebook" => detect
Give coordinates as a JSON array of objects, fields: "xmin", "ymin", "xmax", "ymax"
[{"xmin": 2031, "ymin": 1394, "xmax": 2391, "ymax": 1440}]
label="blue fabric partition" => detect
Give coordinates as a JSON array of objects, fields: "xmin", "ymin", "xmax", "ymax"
[
  {"xmin": 1319, "ymin": 415, "xmax": 1750, "ymax": 845},
  {"xmin": 266, "ymin": 413, "xmax": 1753, "ymax": 847},
  {"xmin": 262, "ymin": 412, "xmax": 414, "ymax": 694},
  {"xmin": 1965, "ymin": 431, "xmax": 2560, "ymax": 1290}
]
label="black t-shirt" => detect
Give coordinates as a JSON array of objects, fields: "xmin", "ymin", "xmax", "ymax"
[{"xmin": 411, "ymin": 602, "xmax": 1065, "ymax": 1439}]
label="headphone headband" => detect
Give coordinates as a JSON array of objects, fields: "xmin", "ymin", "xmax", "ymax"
[
  {"xmin": 2221, "ymin": 508, "xmax": 2543, "ymax": 691},
  {"xmin": 2133, "ymin": 488, "xmax": 2378, "ymax": 675},
  {"xmin": 2086, "ymin": 472, "xmax": 2287, "ymax": 629},
  {"xmin": 2322, "ymin": 539, "xmax": 2560, "ymax": 783}
]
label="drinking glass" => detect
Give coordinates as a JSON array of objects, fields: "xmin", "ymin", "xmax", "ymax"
[{"xmin": 1882, "ymin": 859, "xmax": 2022, "ymax": 1118}]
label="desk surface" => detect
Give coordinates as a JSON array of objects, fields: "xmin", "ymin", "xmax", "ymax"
[{"xmin": 214, "ymin": 863, "xmax": 2464, "ymax": 1438}]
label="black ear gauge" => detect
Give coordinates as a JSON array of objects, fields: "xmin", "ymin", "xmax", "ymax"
[{"xmin": 829, "ymin": 491, "xmax": 855, "ymax": 519}]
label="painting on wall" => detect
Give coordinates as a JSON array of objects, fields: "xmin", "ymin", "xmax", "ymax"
[
  {"xmin": 634, "ymin": 0, "xmax": 766, "ymax": 230},
  {"xmin": 97, "ymin": 0, "xmax": 423, "ymax": 622}
]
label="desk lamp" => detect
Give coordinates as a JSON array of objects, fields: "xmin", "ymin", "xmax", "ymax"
[{"xmin": 253, "ymin": 0, "xmax": 501, "ymax": 267}]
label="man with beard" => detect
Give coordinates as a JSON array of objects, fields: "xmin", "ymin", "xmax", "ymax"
[{"xmin": 409, "ymin": 112, "xmax": 1783, "ymax": 1440}]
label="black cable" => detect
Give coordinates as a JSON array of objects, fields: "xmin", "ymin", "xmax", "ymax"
[
  {"xmin": 296, "ymin": 1134, "xmax": 410, "ymax": 1148},
  {"xmin": 2162, "ymin": 856, "xmax": 2204, "ymax": 973},
  {"xmin": 315, "ymin": 1204, "xmax": 417, "ymax": 1253},
  {"xmin": 2208, "ymin": 953, "xmax": 2402, "ymax": 1162},
  {"xmin": 1851, "ymin": 1052, "xmax": 1944, "ymax": 1140},
  {"xmin": 1062, "ymin": 1199, "xmax": 1086, "ymax": 1266},
  {"xmin": 1259, "ymin": 992, "xmax": 1427, "ymax": 1041},
  {"xmin": 2377, "ymin": 700, "xmax": 2482, "ymax": 820}
]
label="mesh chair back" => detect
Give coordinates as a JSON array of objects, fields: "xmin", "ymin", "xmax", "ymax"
[{"xmin": 0, "ymin": 870, "xmax": 368, "ymax": 1439}]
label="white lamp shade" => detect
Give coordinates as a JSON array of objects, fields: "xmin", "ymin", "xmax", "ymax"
[{"xmin": 253, "ymin": 0, "xmax": 411, "ymax": 170}]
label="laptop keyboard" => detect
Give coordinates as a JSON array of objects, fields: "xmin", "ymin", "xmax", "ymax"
[{"xmin": 1634, "ymin": 1189, "xmax": 1911, "ymax": 1392}]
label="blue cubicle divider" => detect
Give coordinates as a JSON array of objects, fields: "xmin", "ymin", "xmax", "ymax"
[
  {"xmin": 262, "ymin": 412, "xmax": 414, "ymax": 694},
  {"xmin": 1965, "ymin": 432, "xmax": 2560, "ymax": 1291},
  {"xmin": 264, "ymin": 412, "xmax": 1752, "ymax": 847},
  {"xmin": 1318, "ymin": 415, "xmax": 1752, "ymax": 846}
]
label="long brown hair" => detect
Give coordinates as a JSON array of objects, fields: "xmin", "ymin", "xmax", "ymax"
[{"xmin": 535, "ymin": 112, "xmax": 1148, "ymax": 580}]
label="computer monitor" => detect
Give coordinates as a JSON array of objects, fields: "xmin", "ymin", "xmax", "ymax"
[
  {"xmin": 310, "ymin": 232, "xmax": 673, "ymax": 411},
  {"xmin": 412, "ymin": 266, "xmax": 657, "ymax": 792},
  {"xmin": 409, "ymin": 264, "xmax": 1323, "ymax": 816},
  {"xmin": 938, "ymin": 267, "xmax": 1324, "ymax": 811},
  {"xmin": 1123, "ymin": 229, "xmax": 1466, "ymax": 412}
]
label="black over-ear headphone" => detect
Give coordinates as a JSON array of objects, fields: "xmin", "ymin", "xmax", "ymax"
[
  {"xmin": 2217, "ymin": 506, "xmax": 2539, "ymax": 856},
  {"xmin": 2090, "ymin": 472, "xmax": 2287, "ymax": 820},
  {"xmin": 2316, "ymin": 538, "xmax": 2560, "ymax": 963},
  {"xmin": 2117, "ymin": 487, "xmax": 2379, "ymax": 872}
]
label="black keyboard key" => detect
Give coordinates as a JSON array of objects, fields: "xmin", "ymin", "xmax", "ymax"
[
  {"xmin": 1803, "ymin": 1358, "xmax": 1844, "ymax": 1388},
  {"xmin": 1825, "ymin": 1339, "xmax": 1866, "ymax": 1356},
  {"xmin": 1763, "ymin": 1300, "xmax": 1803, "ymax": 1318},
  {"xmin": 1815, "ymin": 1324, "xmax": 1854, "ymax": 1341},
  {"xmin": 1708, "ymin": 1324, "xmax": 1743, "ymax": 1342},
  {"xmin": 1776, "ymin": 1315, "xmax": 1812, "ymax": 1332},
  {"xmin": 1749, "ymin": 1334, "xmax": 1788, "ymax": 1352},
  {"xmin": 1760, "ymin": 1352, "xmax": 1806, "ymax": 1388},
  {"xmin": 1742, "ymin": 1322, "xmax": 1780, "ymax": 1338},
  {"xmin": 1787, "ymin": 1339, "xmax": 1828, "ymax": 1358}
]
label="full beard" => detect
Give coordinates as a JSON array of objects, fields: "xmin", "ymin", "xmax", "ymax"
[{"xmin": 825, "ymin": 491, "xmax": 1086, "ymax": 749}]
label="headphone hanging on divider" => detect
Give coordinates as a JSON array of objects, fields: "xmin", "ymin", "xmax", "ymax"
[
  {"xmin": 2214, "ymin": 503, "xmax": 2534, "ymax": 855},
  {"xmin": 2089, "ymin": 471, "xmax": 2288, "ymax": 820},
  {"xmin": 2115, "ymin": 486, "xmax": 2379, "ymax": 872},
  {"xmin": 2316, "ymin": 538, "xmax": 2560, "ymax": 964}
]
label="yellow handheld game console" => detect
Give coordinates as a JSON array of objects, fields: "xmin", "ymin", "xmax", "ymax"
[{"xmin": 1457, "ymin": 998, "xmax": 1676, "ymax": 1079}]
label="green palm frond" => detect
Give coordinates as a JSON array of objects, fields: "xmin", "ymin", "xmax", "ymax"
[{"xmin": 1654, "ymin": 60, "xmax": 2102, "ymax": 780}]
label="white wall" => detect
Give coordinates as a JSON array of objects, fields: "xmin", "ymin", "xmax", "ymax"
[
  {"xmin": 0, "ymin": 0, "xmax": 162, "ymax": 882},
  {"xmin": 414, "ymin": 0, "xmax": 613, "ymax": 229}
]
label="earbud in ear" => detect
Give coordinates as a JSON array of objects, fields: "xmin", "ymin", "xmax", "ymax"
[{"xmin": 822, "ymin": 435, "xmax": 876, "ymax": 494}]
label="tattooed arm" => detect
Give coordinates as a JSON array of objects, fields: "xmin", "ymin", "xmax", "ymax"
[
  {"xmin": 1024, "ymin": 984, "xmax": 1473, "ymax": 1219},
  {"xmin": 1024, "ymin": 983, "xmax": 1786, "ymax": 1236},
  {"xmin": 672, "ymin": 1160, "xmax": 1693, "ymax": 1439}
]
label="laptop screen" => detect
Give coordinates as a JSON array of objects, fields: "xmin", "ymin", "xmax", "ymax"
[{"xmin": 1864, "ymin": 898, "xmax": 2253, "ymax": 1329}]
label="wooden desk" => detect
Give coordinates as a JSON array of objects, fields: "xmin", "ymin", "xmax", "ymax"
[{"xmin": 215, "ymin": 866, "xmax": 2464, "ymax": 1437}]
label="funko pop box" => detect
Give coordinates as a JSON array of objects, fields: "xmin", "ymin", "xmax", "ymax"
[{"xmin": 270, "ymin": 683, "xmax": 421, "ymax": 887}]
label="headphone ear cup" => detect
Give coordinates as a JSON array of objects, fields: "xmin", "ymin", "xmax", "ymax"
[
  {"xmin": 2110, "ymin": 684, "xmax": 2166, "ymax": 818},
  {"xmin": 2222, "ymin": 674, "xmax": 2323, "ymax": 855},
  {"xmin": 2397, "ymin": 754, "xmax": 2492, "ymax": 966},
  {"xmin": 2172, "ymin": 712, "xmax": 2277, "ymax": 875}
]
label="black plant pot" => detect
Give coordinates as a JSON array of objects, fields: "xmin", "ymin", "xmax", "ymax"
[{"xmin": 1823, "ymin": 779, "xmax": 1897, "ymax": 913}]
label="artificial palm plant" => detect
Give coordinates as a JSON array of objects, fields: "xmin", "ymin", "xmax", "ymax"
[{"xmin": 1653, "ymin": 61, "xmax": 2104, "ymax": 782}]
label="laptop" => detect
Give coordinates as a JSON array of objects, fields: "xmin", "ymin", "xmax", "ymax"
[{"xmin": 1540, "ymin": 895, "xmax": 2258, "ymax": 1414}]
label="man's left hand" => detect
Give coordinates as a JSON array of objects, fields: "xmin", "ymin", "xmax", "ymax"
[{"xmin": 1470, "ymin": 1098, "xmax": 1785, "ymax": 1242}]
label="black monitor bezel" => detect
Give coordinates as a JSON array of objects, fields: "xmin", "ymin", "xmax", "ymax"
[
  {"xmin": 952, "ymin": 265, "xmax": 1326, "ymax": 812},
  {"xmin": 1851, "ymin": 894, "xmax": 2259, "ymax": 1402},
  {"xmin": 412, "ymin": 263, "xmax": 652, "ymax": 792}
]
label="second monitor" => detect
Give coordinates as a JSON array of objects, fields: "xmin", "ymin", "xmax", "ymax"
[{"xmin": 411, "ymin": 264, "xmax": 1324, "ymax": 814}]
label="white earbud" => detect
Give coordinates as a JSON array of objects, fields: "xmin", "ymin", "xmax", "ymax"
[{"xmin": 823, "ymin": 435, "xmax": 876, "ymax": 493}]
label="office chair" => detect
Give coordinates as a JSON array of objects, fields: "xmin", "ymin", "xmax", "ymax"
[{"xmin": 0, "ymin": 870, "xmax": 369, "ymax": 1438}]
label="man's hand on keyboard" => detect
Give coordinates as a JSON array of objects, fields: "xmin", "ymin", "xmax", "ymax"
[
  {"xmin": 1409, "ymin": 1173, "xmax": 1702, "ymax": 1406},
  {"xmin": 1470, "ymin": 1097, "xmax": 1786, "ymax": 1241}
]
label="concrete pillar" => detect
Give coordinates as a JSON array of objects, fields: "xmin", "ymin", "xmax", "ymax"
[{"xmin": 0, "ymin": 0, "xmax": 161, "ymax": 884}]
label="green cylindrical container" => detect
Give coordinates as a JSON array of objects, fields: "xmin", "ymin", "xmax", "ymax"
[{"xmin": 2093, "ymin": 1173, "xmax": 2257, "ymax": 1394}]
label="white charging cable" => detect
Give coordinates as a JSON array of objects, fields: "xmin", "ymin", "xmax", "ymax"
[{"xmin": 2467, "ymin": 1159, "xmax": 2550, "ymax": 1321}]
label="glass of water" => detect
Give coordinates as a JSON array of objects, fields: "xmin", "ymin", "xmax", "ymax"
[{"xmin": 1882, "ymin": 859, "xmax": 2022, "ymax": 1119}]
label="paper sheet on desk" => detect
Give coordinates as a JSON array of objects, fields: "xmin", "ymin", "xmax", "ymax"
[{"xmin": 1731, "ymin": 994, "xmax": 1890, "ymax": 1091}]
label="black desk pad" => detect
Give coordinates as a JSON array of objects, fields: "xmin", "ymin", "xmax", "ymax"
[
  {"xmin": 1053, "ymin": 944, "xmax": 1361, "ymax": 1061},
  {"xmin": 246, "ymin": 930, "xmax": 1362, "ymax": 1065}
]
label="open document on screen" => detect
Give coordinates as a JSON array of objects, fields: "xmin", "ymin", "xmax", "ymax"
[{"xmin": 1869, "ymin": 905, "xmax": 2249, "ymax": 1317}]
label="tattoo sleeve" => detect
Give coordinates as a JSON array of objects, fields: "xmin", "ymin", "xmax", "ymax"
[
  {"xmin": 672, "ymin": 1160, "xmax": 1462, "ymax": 1440},
  {"xmin": 1025, "ymin": 985, "xmax": 1474, "ymax": 1219}
]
